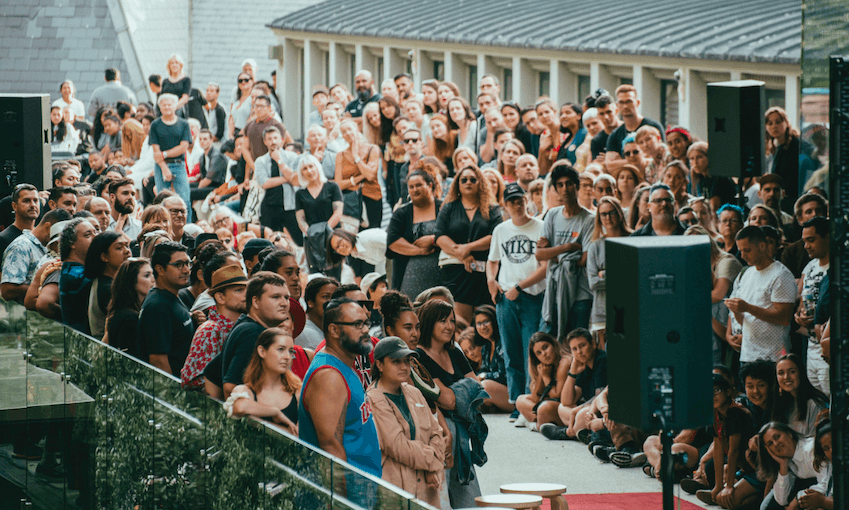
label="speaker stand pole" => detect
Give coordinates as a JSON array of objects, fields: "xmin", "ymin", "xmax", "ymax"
[{"xmin": 654, "ymin": 412, "xmax": 675, "ymax": 510}]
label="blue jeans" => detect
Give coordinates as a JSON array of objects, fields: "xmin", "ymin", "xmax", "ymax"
[
  {"xmin": 154, "ymin": 161, "xmax": 192, "ymax": 223},
  {"xmin": 538, "ymin": 299, "xmax": 592, "ymax": 338},
  {"xmin": 497, "ymin": 292, "xmax": 544, "ymax": 402}
]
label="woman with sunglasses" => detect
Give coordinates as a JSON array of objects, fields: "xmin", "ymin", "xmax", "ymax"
[
  {"xmin": 435, "ymin": 165, "xmax": 502, "ymax": 327},
  {"xmin": 228, "ymin": 73, "xmax": 253, "ymax": 139}
]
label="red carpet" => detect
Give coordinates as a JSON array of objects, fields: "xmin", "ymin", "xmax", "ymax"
[{"xmin": 541, "ymin": 493, "xmax": 702, "ymax": 510}]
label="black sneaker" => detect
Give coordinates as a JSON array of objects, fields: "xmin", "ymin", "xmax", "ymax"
[
  {"xmin": 680, "ymin": 477, "xmax": 709, "ymax": 495},
  {"xmin": 508, "ymin": 409, "xmax": 520, "ymax": 422},
  {"xmin": 540, "ymin": 424, "xmax": 569, "ymax": 440},
  {"xmin": 577, "ymin": 429, "xmax": 593, "ymax": 444},
  {"xmin": 611, "ymin": 449, "xmax": 647, "ymax": 468},
  {"xmin": 592, "ymin": 445, "xmax": 616, "ymax": 462}
]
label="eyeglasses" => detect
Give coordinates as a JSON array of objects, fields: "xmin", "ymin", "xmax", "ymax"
[
  {"xmin": 460, "ymin": 177, "xmax": 478, "ymax": 184},
  {"xmin": 168, "ymin": 208, "xmax": 187, "ymax": 216},
  {"xmin": 332, "ymin": 320, "xmax": 368, "ymax": 330},
  {"xmin": 403, "ymin": 138, "xmax": 420, "ymax": 144},
  {"xmin": 650, "ymin": 198, "xmax": 674, "ymax": 205},
  {"xmin": 680, "ymin": 217, "xmax": 700, "ymax": 225},
  {"xmin": 167, "ymin": 260, "xmax": 191, "ymax": 269},
  {"xmin": 238, "ymin": 78, "xmax": 252, "ymax": 83},
  {"xmin": 476, "ymin": 320, "xmax": 491, "ymax": 328},
  {"xmin": 624, "ymin": 150, "xmax": 640, "ymax": 157},
  {"xmin": 599, "ymin": 210, "xmax": 617, "ymax": 218}
]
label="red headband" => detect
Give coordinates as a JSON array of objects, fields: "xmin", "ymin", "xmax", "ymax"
[{"xmin": 666, "ymin": 127, "xmax": 691, "ymax": 140}]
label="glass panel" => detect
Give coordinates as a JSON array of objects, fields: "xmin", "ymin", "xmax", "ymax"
[
  {"xmin": 209, "ymin": 413, "xmax": 269, "ymax": 509},
  {"xmin": 264, "ymin": 422, "xmax": 332, "ymax": 508},
  {"xmin": 105, "ymin": 348, "xmax": 155, "ymax": 509},
  {"xmin": 330, "ymin": 459, "xmax": 384, "ymax": 510},
  {"xmin": 0, "ymin": 301, "xmax": 30, "ymax": 506}
]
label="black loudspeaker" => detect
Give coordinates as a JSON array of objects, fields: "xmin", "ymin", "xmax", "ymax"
[
  {"xmin": 0, "ymin": 94, "xmax": 51, "ymax": 197},
  {"xmin": 707, "ymin": 80, "xmax": 766, "ymax": 178},
  {"xmin": 606, "ymin": 236, "xmax": 713, "ymax": 431}
]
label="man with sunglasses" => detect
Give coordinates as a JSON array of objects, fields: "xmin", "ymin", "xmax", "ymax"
[
  {"xmin": 300, "ymin": 297, "xmax": 382, "ymax": 484},
  {"xmin": 631, "ymin": 183, "xmax": 687, "ymax": 236},
  {"xmin": 397, "ymin": 128, "xmax": 424, "ymax": 201},
  {"xmin": 138, "ymin": 241, "xmax": 194, "ymax": 377}
]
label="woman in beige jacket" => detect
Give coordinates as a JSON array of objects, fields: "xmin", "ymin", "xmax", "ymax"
[{"xmin": 367, "ymin": 337, "xmax": 446, "ymax": 507}]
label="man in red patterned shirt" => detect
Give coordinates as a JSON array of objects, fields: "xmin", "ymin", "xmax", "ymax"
[{"xmin": 181, "ymin": 265, "xmax": 247, "ymax": 390}]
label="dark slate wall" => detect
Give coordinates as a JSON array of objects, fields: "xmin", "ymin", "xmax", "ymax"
[{"xmin": 0, "ymin": 0, "xmax": 134, "ymax": 115}]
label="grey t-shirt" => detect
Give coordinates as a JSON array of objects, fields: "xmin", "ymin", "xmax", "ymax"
[
  {"xmin": 542, "ymin": 206, "xmax": 595, "ymax": 301},
  {"xmin": 295, "ymin": 318, "xmax": 324, "ymax": 350}
]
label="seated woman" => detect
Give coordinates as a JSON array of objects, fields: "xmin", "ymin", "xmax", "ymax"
[
  {"xmin": 515, "ymin": 332, "xmax": 570, "ymax": 430},
  {"xmin": 367, "ymin": 337, "xmax": 445, "ymax": 507},
  {"xmin": 415, "ymin": 299, "xmax": 482, "ymax": 508},
  {"xmin": 538, "ymin": 328, "xmax": 607, "ymax": 440},
  {"xmin": 757, "ymin": 421, "xmax": 829, "ymax": 509},
  {"xmin": 50, "ymin": 105, "xmax": 80, "ymax": 153},
  {"xmin": 472, "ymin": 305, "xmax": 511, "ymax": 413},
  {"xmin": 224, "ymin": 328, "xmax": 300, "ymax": 435},
  {"xmin": 772, "ymin": 354, "xmax": 828, "ymax": 438},
  {"xmin": 797, "ymin": 420, "xmax": 833, "ymax": 510}
]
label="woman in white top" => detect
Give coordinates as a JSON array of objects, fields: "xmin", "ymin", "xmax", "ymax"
[
  {"xmin": 53, "ymin": 80, "xmax": 85, "ymax": 121},
  {"xmin": 228, "ymin": 72, "xmax": 253, "ymax": 139},
  {"xmin": 757, "ymin": 421, "xmax": 828, "ymax": 507},
  {"xmin": 772, "ymin": 354, "xmax": 828, "ymax": 438}
]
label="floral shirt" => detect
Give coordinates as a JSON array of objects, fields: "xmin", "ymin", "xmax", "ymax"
[
  {"xmin": 0, "ymin": 230, "xmax": 46, "ymax": 285},
  {"xmin": 180, "ymin": 307, "xmax": 236, "ymax": 390}
]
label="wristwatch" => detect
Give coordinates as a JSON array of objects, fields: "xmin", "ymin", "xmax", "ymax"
[{"xmin": 514, "ymin": 284, "xmax": 522, "ymax": 293}]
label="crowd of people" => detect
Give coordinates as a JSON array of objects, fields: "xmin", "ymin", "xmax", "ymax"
[{"xmin": 2, "ymin": 54, "xmax": 833, "ymax": 510}]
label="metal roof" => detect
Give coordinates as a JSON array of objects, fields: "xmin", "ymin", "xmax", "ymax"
[{"xmin": 268, "ymin": 0, "xmax": 801, "ymax": 65}]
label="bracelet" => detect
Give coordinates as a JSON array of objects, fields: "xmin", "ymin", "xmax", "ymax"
[
  {"xmin": 350, "ymin": 176, "xmax": 355, "ymax": 186},
  {"xmin": 567, "ymin": 372, "xmax": 578, "ymax": 378}
]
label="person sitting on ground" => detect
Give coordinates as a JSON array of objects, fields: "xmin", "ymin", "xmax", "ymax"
[
  {"xmin": 367, "ymin": 337, "xmax": 446, "ymax": 507},
  {"xmin": 772, "ymin": 354, "xmax": 828, "ymax": 438},
  {"xmin": 756, "ymin": 421, "xmax": 829, "ymax": 509},
  {"xmin": 472, "ymin": 305, "xmax": 511, "ymax": 413},
  {"xmin": 797, "ymin": 420, "xmax": 833, "ymax": 510},
  {"xmin": 514, "ymin": 332, "xmax": 570, "ymax": 431},
  {"xmin": 224, "ymin": 327, "xmax": 300, "ymax": 436},
  {"xmin": 539, "ymin": 328, "xmax": 607, "ymax": 440}
]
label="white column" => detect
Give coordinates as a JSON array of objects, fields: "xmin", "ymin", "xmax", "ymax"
[
  {"xmin": 512, "ymin": 56, "xmax": 532, "ymax": 105},
  {"xmin": 678, "ymin": 68, "xmax": 708, "ymax": 139},
  {"xmin": 416, "ymin": 49, "xmax": 434, "ymax": 86},
  {"xmin": 633, "ymin": 65, "xmax": 661, "ymax": 122},
  {"xmin": 384, "ymin": 46, "xmax": 405, "ymax": 82},
  {"xmin": 785, "ymin": 75, "xmax": 800, "ymax": 129},
  {"xmin": 355, "ymin": 44, "xmax": 365, "ymax": 73},
  {"xmin": 476, "ymin": 54, "xmax": 499, "ymax": 97},
  {"xmin": 590, "ymin": 62, "xmax": 617, "ymax": 94},
  {"xmin": 550, "ymin": 59, "xmax": 578, "ymax": 106},
  {"xmin": 303, "ymin": 40, "xmax": 324, "ymax": 132},
  {"xmin": 282, "ymin": 37, "xmax": 301, "ymax": 138},
  {"xmin": 729, "ymin": 70, "xmax": 743, "ymax": 81}
]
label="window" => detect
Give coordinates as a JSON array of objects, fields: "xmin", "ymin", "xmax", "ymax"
[
  {"xmin": 539, "ymin": 71, "xmax": 550, "ymax": 98},
  {"xmin": 377, "ymin": 57, "xmax": 384, "ymax": 83},
  {"xmin": 661, "ymin": 79, "xmax": 679, "ymax": 128},
  {"xmin": 433, "ymin": 61, "xmax": 444, "ymax": 81},
  {"xmin": 469, "ymin": 65, "xmax": 478, "ymax": 100},
  {"xmin": 578, "ymin": 75, "xmax": 590, "ymax": 104},
  {"xmin": 621, "ymin": 77, "xmax": 633, "ymax": 85},
  {"xmin": 350, "ymin": 55, "xmax": 356, "ymax": 90},
  {"xmin": 503, "ymin": 69, "xmax": 513, "ymax": 101},
  {"xmin": 765, "ymin": 89, "xmax": 785, "ymax": 109}
]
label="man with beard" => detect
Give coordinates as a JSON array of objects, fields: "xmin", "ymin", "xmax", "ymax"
[
  {"xmin": 84, "ymin": 151, "xmax": 107, "ymax": 185},
  {"xmin": 0, "ymin": 184, "xmax": 40, "ymax": 256},
  {"xmin": 181, "ymin": 264, "xmax": 247, "ymax": 390},
  {"xmin": 108, "ymin": 178, "xmax": 141, "ymax": 239},
  {"xmin": 202, "ymin": 82, "xmax": 226, "ymax": 142},
  {"xmin": 394, "ymin": 73, "xmax": 416, "ymax": 105},
  {"xmin": 757, "ymin": 174, "xmax": 796, "ymax": 234},
  {"xmin": 343, "ymin": 70, "xmax": 382, "ymax": 127},
  {"xmin": 243, "ymin": 94, "xmax": 290, "ymax": 161},
  {"xmin": 221, "ymin": 271, "xmax": 290, "ymax": 398},
  {"xmin": 139, "ymin": 242, "xmax": 194, "ymax": 377},
  {"xmin": 299, "ymin": 297, "xmax": 382, "ymax": 482},
  {"xmin": 631, "ymin": 183, "xmax": 687, "ymax": 236}
]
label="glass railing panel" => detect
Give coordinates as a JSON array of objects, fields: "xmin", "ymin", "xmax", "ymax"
[
  {"xmin": 263, "ymin": 420, "xmax": 332, "ymax": 508},
  {"xmin": 0, "ymin": 300, "xmax": 31, "ymax": 507}
]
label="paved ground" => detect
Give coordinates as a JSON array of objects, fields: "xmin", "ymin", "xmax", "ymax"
[{"xmin": 475, "ymin": 413, "xmax": 710, "ymax": 508}]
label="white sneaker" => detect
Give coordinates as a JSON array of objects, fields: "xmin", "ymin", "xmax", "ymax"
[
  {"xmin": 529, "ymin": 422, "xmax": 539, "ymax": 432},
  {"xmin": 514, "ymin": 415, "xmax": 528, "ymax": 428}
]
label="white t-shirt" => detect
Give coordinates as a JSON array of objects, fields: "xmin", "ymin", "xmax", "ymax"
[
  {"xmin": 800, "ymin": 258, "xmax": 828, "ymax": 342},
  {"xmin": 488, "ymin": 217, "xmax": 545, "ymax": 296},
  {"xmin": 732, "ymin": 261, "xmax": 797, "ymax": 362},
  {"xmin": 52, "ymin": 97, "xmax": 85, "ymax": 120}
]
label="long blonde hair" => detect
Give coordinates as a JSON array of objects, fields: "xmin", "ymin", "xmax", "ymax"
[
  {"xmin": 362, "ymin": 102, "xmax": 381, "ymax": 145},
  {"xmin": 765, "ymin": 107, "xmax": 800, "ymax": 156}
]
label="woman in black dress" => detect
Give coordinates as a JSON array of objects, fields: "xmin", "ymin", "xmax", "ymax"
[
  {"xmin": 295, "ymin": 154, "xmax": 343, "ymax": 273},
  {"xmin": 161, "ymin": 54, "xmax": 191, "ymax": 115},
  {"xmin": 105, "ymin": 259, "xmax": 155, "ymax": 358},
  {"xmin": 387, "ymin": 170, "xmax": 442, "ymax": 295},
  {"xmin": 435, "ymin": 164, "xmax": 502, "ymax": 327}
]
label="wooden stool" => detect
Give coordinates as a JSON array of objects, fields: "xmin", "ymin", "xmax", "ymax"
[
  {"xmin": 475, "ymin": 493, "xmax": 543, "ymax": 509},
  {"xmin": 501, "ymin": 483, "xmax": 569, "ymax": 510}
]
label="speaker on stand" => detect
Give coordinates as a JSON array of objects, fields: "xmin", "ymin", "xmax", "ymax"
[{"xmin": 0, "ymin": 94, "xmax": 51, "ymax": 197}]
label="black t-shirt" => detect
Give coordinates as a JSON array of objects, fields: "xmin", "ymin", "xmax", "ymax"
[
  {"xmin": 295, "ymin": 181, "xmax": 342, "ymax": 226},
  {"xmin": 0, "ymin": 196, "xmax": 14, "ymax": 231},
  {"xmin": 415, "ymin": 346, "xmax": 473, "ymax": 388},
  {"xmin": 574, "ymin": 350, "xmax": 608, "ymax": 402},
  {"xmin": 710, "ymin": 404, "xmax": 754, "ymax": 467},
  {"xmin": 149, "ymin": 117, "xmax": 193, "ymax": 157},
  {"xmin": 94, "ymin": 275, "xmax": 113, "ymax": 314},
  {"xmin": 605, "ymin": 117, "xmax": 665, "ymax": 157},
  {"xmin": 107, "ymin": 307, "xmax": 140, "ymax": 358},
  {"xmin": 203, "ymin": 351, "xmax": 224, "ymax": 389},
  {"xmin": 590, "ymin": 130, "xmax": 610, "ymax": 160},
  {"xmin": 0, "ymin": 224, "xmax": 23, "ymax": 258},
  {"xmin": 178, "ymin": 287, "xmax": 196, "ymax": 310},
  {"xmin": 137, "ymin": 288, "xmax": 194, "ymax": 376},
  {"xmin": 161, "ymin": 77, "xmax": 192, "ymax": 101},
  {"xmin": 697, "ymin": 175, "xmax": 737, "ymax": 207},
  {"xmin": 221, "ymin": 315, "xmax": 266, "ymax": 385},
  {"xmin": 344, "ymin": 93, "xmax": 382, "ymax": 118},
  {"xmin": 435, "ymin": 201, "xmax": 503, "ymax": 261}
]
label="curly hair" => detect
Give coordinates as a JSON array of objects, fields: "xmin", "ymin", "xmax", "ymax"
[{"xmin": 446, "ymin": 164, "xmax": 496, "ymax": 219}]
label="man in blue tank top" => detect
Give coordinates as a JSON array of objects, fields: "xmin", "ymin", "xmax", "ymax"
[{"xmin": 300, "ymin": 297, "xmax": 382, "ymax": 501}]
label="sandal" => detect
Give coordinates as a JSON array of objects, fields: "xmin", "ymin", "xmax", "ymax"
[{"xmin": 642, "ymin": 463, "xmax": 655, "ymax": 478}]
